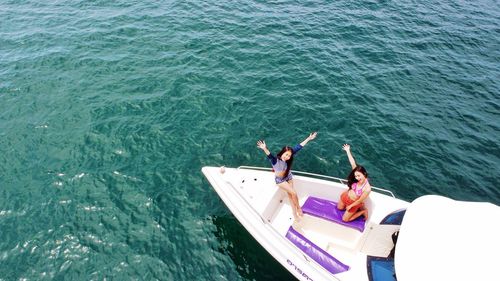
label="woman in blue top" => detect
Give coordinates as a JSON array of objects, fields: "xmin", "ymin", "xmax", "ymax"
[{"xmin": 257, "ymin": 132, "xmax": 317, "ymax": 221}]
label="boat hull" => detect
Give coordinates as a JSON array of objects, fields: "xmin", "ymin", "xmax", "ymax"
[{"xmin": 202, "ymin": 166, "xmax": 409, "ymax": 281}]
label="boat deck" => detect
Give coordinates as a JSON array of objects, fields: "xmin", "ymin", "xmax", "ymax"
[{"xmin": 203, "ymin": 166, "xmax": 409, "ymax": 281}]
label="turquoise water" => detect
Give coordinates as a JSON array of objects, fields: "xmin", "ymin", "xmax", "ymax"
[{"xmin": 0, "ymin": 1, "xmax": 499, "ymax": 280}]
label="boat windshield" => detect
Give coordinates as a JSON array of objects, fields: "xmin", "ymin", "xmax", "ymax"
[
  {"xmin": 367, "ymin": 209, "xmax": 406, "ymax": 281},
  {"xmin": 380, "ymin": 209, "xmax": 406, "ymax": 225}
]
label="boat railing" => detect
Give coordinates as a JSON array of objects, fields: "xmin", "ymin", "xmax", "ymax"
[{"xmin": 238, "ymin": 165, "xmax": 396, "ymax": 198}]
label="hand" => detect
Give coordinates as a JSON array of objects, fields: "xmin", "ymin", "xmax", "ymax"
[
  {"xmin": 342, "ymin": 143, "xmax": 351, "ymax": 151},
  {"xmin": 257, "ymin": 140, "xmax": 267, "ymax": 150},
  {"xmin": 308, "ymin": 132, "xmax": 318, "ymax": 141}
]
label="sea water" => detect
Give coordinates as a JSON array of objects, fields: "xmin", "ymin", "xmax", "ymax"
[{"xmin": 0, "ymin": 1, "xmax": 498, "ymax": 280}]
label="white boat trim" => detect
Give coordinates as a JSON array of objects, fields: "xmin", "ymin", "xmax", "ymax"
[
  {"xmin": 238, "ymin": 166, "xmax": 396, "ymax": 198},
  {"xmin": 202, "ymin": 166, "xmax": 500, "ymax": 281},
  {"xmin": 203, "ymin": 166, "xmax": 340, "ymax": 280},
  {"xmin": 203, "ymin": 166, "xmax": 410, "ymax": 281}
]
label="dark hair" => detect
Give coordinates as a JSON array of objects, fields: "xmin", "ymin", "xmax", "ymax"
[
  {"xmin": 347, "ymin": 165, "xmax": 368, "ymax": 188},
  {"xmin": 277, "ymin": 146, "xmax": 294, "ymax": 177}
]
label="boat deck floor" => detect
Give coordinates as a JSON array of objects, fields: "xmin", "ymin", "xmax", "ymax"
[{"xmin": 270, "ymin": 198, "xmax": 366, "ymax": 265}]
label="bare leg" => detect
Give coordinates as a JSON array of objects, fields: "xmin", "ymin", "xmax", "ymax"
[
  {"xmin": 343, "ymin": 208, "xmax": 368, "ymax": 222},
  {"xmin": 342, "ymin": 211, "xmax": 354, "ymax": 222},
  {"xmin": 361, "ymin": 209, "xmax": 368, "ymax": 220},
  {"xmin": 349, "ymin": 209, "xmax": 367, "ymax": 221},
  {"xmin": 277, "ymin": 180, "xmax": 302, "ymax": 219},
  {"xmin": 288, "ymin": 180, "xmax": 303, "ymax": 217},
  {"xmin": 286, "ymin": 192, "xmax": 298, "ymax": 220},
  {"xmin": 337, "ymin": 192, "xmax": 346, "ymax": 210}
]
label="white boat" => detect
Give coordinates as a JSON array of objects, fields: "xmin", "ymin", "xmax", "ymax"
[{"xmin": 202, "ymin": 166, "xmax": 499, "ymax": 281}]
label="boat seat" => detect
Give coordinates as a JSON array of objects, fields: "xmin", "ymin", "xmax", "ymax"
[
  {"xmin": 302, "ymin": 196, "xmax": 366, "ymax": 232},
  {"xmin": 286, "ymin": 226, "xmax": 349, "ymax": 274}
]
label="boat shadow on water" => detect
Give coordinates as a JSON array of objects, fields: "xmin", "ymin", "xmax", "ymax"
[{"xmin": 212, "ymin": 215, "xmax": 298, "ymax": 281}]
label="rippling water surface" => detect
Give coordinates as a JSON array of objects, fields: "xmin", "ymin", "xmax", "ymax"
[{"xmin": 0, "ymin": 1, "xmax": 498, "ymax": 280}]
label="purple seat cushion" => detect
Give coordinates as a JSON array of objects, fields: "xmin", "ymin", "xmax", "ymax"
[
  {"xmin": 286, "ymin": 226, "xmax": 349, "ymax": 275},
  {"xmin": 302, "ymin": 196, "xmax": 366, "ymax": 232}
]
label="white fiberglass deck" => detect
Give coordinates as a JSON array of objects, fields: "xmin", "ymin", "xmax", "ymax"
[
  {"xmin": 203, "ymin": 166, "xmax": 409, "ymax": 281},
  {"xmin": 204, "ymin": 166, "xmax": 499, "ymax": 281}
]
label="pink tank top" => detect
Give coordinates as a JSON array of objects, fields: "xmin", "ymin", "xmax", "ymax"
[{"xmin": 352, "ymin": 179, "xmax": 369, "ymax": 197}]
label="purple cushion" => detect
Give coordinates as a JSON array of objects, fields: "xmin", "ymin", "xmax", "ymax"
[
  {"xmin": 286, "ymin": 226, "xmax": 349, "ymax": 274},
  {"xmin": 302, "ymin": 196, "xmax": 366, "ymax": 232}
]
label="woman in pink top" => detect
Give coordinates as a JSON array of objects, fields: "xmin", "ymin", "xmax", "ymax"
[{"xmin": 337, "ymin": 143, "xmax": 371, "ymax": 222}]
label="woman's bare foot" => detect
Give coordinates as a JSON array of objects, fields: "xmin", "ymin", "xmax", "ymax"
[
  {"xmin": 294, "ymin": 215, "xmax": 301, "ymax": 223},
  {"xmin": 362, "ymin": 210, "xmax": 368, "ymax": 221},
  {"xmin": 297, "ymin": 208, "xmax": 304, "ymax": 217}
]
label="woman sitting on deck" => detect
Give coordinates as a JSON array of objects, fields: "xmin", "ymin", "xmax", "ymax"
[
  {"xmin": 337, "ymin": 144, "xmax": 371, "ymax": 222},
  {"xmin": 257, "ymin": 132, "xmax": 317, "ymax": 221}
]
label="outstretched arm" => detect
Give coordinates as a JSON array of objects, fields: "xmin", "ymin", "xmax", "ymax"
[
  {"xmin": 300, "ymin": 132, "xmax": 318, "ymax": 147},
  {"xmin": 257, "ymin": 140, "xmax": 271, "ymax": 156},
  {"xmin": 342, "ymin": 143, "xmax": 357, "ymax": 170}
]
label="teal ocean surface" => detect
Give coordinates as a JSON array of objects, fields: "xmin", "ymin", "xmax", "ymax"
[{"xmin": 0, "ymin": 1, "xmax": 499, "ymax": 280}]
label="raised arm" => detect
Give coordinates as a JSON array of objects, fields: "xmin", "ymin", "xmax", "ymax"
[
  {"xmin": 299, "ymin": 132, "xmax": 318, "ymax": 147},
  {"xmin": 257, "ymin": 140, "xmax": 271, "ymax": 156},
  {"xmin": 342, "ymin": 143, "xmax": 357, "ymax": 170}
]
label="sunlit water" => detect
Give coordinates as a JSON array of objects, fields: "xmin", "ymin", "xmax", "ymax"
[{"xmin": 0, "ymin": 1, "xmax": 498, "ymax": 280}]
